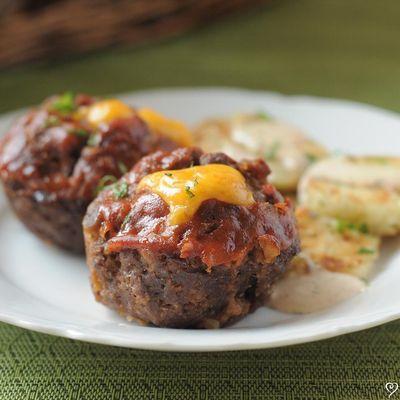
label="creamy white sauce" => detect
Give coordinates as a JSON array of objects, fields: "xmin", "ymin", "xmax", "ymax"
[{"xmin": 268, "ymin": 268, "xmax": 366, "ymax": 314}]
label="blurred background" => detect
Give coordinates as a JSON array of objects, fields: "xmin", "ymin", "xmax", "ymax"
[{"xmin": 0, "ymin": 0, "xmax": 399, "ymax": 113}]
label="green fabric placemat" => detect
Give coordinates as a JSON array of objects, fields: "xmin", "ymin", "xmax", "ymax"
[
  {"xmin": 1, "ymin": 0, "xmax": 400, "ymax": 399},
  {"xmin": 1, "ymin": 321, "xmax": 399, "ymax": 400}
]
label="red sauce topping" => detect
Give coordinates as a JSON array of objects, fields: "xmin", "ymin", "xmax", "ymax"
[
  {"xmin": 0, "ymin": 94, "xmax": 174, "ymax": 202},
  {"xmin": 84, "ymin": 148, "xmax": 299, "ymax": 268}
]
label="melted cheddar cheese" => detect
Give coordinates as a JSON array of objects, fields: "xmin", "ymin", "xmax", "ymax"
[
  {"xmin": 138, "ymin": 108, "xmax": 193, "ymax": 147},
  {"xmin": 82, "ymin": 99, "xmax": 134, "ymax": 126},
  {"xmin": 137, "ymin": 164, "xmax": 254, "ymax": 225}
]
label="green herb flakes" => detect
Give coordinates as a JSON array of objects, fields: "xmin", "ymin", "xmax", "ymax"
[
  {"xmin": 95, "ymin": 176, "xmax": 129, "ymax": 199},
  {"xmin": 265, "ymin": 142, "xmax": 280, "ymax": 160},
  {"xmin": 185, "ymin": 185, "xmax": 195, "ymax": 198},
  {"xmin": 87, "ymin": 134, "xmax": 100, "ymax": 147},
  {"xmin": 255, "ymin": 111, "xmax": 270, "ymax": 120},
  {"xmin": 113, "ymin": 181, "xmax": 129, "ymax": 199},
  {"xmin": 44, "ymin": 115, "xmax": 60, "ymax": 128},
  {"xmin": 164, "ymin": 172, "xmax": 173, "ymax": 177},
  {"xmin": 369, "ymin": 156, "xmax": 388, "ymax": 165},
  {"xmin": 51, "ymin": 92, "xmax": 76, "ymax": 114},
  {"xmin": 96, "ymin": 175, "xmax": 118, "ymax": 194},
  {"xmin": 305, "ymin": 153, "xmax": 318, "ymax": 163},
  {"xmin": 358, "ymin": 247, "xmax": 375, "ymax": 255},
  {"xmin": 335, "ymin": 220, "xmax": 369, "ymax": 235},
  {"xmin": 118, "ymin": 161, "xmax": 128, "ymax": 174},
  {"xmin": 71, "ymin": 129, "xmax": 89, "ymax": 138},
  {"xmin": 358, "ymin": 223, "xmax": 369, "ymax": 234},
  {"xmin": 121, "ymin": 213, "xmax": 132, "ymax": 230}
]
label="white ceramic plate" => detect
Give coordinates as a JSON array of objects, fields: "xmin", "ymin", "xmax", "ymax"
[{"xmin": 0, "ymin": 88, "xmax": 399, "ymax": 352}]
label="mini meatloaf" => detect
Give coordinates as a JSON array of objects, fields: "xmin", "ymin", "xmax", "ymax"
[
  {"xmin": 0, "ymin": 93, "xmax": 188, "ymax": 253},
  {"xmin": 83, "ymin": 147, "xmax": 300, "ymax": 328}
]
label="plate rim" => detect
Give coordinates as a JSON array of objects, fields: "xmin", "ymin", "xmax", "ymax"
[{"xmin": 1, "ymin": 304, "xmax": 400, "ymax": 352}]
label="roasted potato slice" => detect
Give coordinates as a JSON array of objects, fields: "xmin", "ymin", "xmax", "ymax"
[
  {"xmin": 194, "ymin": 113, "xmax": 327, "ymax": 192},
  {"xmin": 298, "ymin": 156, "xmax": 400, "ymax": 236},
  {"xmin": 293, "ymin": 207, "xmax": 381, "ymax": 279}
]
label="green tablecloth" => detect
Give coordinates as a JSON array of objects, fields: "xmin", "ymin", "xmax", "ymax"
[{"xmin": 1, "ymin": 1, "xmax": 400, "ymax": 398}]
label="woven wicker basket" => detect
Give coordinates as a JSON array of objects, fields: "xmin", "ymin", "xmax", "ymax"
[{"xmin": 0, "ymin": 0, "xmax": 268, "ymax": 67}]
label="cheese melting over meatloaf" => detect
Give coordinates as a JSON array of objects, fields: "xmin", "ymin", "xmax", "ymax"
[
  {"xmin": 0, "ymin": 93, "xmax": 188, "ymax": 253},
  {"xmin": 84, "ymin": 148, "xmax": 299, "ymax": 268},
  {"xmin": 83, "ymin": 148, "xmax": 300, "ymax": 328},
  {"xmin": 137, "ymin": 164, "xmax": 255, "ymax": 225},
  {"xmin": 76, "ymin": 99, "xmax": 193, "ymax": 147}
]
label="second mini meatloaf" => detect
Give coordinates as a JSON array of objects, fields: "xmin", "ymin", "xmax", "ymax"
[
  {"xmin": 0, "ymin": 93, "xmax": 190, "ymax": 252},
  {"xmin": 83, "ymin": 147, "xmax": 300, "ymax": 328}
]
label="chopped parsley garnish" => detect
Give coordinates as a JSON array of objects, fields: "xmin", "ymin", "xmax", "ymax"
[
  {"xmin": 369, "ymin": 156, "xmax": 388, "ymax": 165},
  {"xmin": 44, "ymin": 115, "xmax": 60, "ymax": 128},
  {"xmin": 185, "ymin": 185, "xmax": 195, "ymax": 198},
  {"xmin": 87, "ymin": 134, "xmax": 100, "ymax": 147},
  {"xmin": 95, "ymin": 176, "xmax": 129, "ymax": 199},
  {"xmin": 255, "ymin": 111, "xmax": 270, "ymax": 120},
  {"xmin": 358, "ymin": 223, "xmax": 369, "ymax": 234},
  {"xmin": 121, "ymin": 213, "xmax": 132, "ymax": 230},
  {"xmin": 70, "ymin": 128, "xmax": 90, "ymax": 138},
  {"xmin": 184, "ymin": 177, "xmax": 198, "ymax": 198},
  {"xmin": 335, "ymin": 220, "xmax": 369, "ymax": 234},
  {"xmin": 306, "ymin": 153, "xmax": 318, "ymax": 163},
  {"xmin": 96, "ymin": 175, "xmax": 118, "ymax": 194},
  {"xmin": 164, "ymin": 172, "xmax": 173, "ymax": 177},
  {"xmin": 118, "ymin": 161, "xmax": 128, "ymax": 174},
  {"xmin": 113, "ymin": 181, "xmax": 129, "ymax": 199},
  {"xmin": 51, "ymin": 92, "xmax": 76, "ymax": 114},
  {"xmin": 265, "ymin": 142, "xmax": 280, "ymax": 160},
  {"xmin": 358, "ymin": 247, "xmax": 375, "ymax": 255}
]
